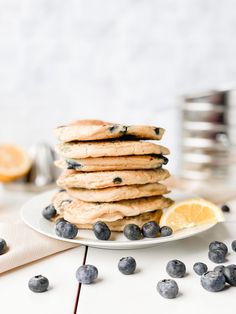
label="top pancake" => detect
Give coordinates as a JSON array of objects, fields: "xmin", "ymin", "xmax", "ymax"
[{"xmin": 54, "ymin": 120, "xmax": 165, "ymax": 142}]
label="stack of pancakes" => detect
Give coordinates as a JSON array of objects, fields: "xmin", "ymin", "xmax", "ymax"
[{"xmin": 53, "ymin": 120, "xmax": 173, "ymax": 232}]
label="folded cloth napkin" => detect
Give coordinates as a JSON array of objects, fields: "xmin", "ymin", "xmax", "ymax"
[{"xmin": 0, "ymin": 187, "xmax": 77, "ymax": 274}]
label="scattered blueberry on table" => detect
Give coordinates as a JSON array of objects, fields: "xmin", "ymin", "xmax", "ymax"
[
  {"xmin": 142, "ymin": 221, "xmax": 160, "ymax": 238},
  {"xmin": 208, "ymin": 249, "xmax": 226, "ymax": 264},
  {"xmin": 157, "ymin": 279, "xmax": 179, "ymax": 299},
  {"xmin": 221, "ymin": 204, "xmax": 230, "ymax": 213},
  {"xmin": 93, "ymin": 221, "xmax": 111, "ymax": 240},
  {"xmin": 55, "ymin": 220, "xmax": 78, "ymax": 239},
  {"xmin": 76, "ymin": 265, "xmax": 98, "ymax": 284},
  {"xmin": 160, "ymin": 226, "xmax": 173, "ymax": 237},
  {"xmin": 118, "ymin": 256, "xmax": 136, "ymax": 275},
  {"xmin": 231, "ymin": 240, "xmax": 236, "ymax": 252},
  {"xmin": 0, "ymin": 238, "xmax": 7, "ymax": 255},
  {"xmin": 193, "ymin": 262, "xmax": 208, "ymax": 276},
  {"xmin": 209, "ymin": 241, "xmax": 228, "ymax": 255},
  {"xmin": 42, "ymin": 204, "xmax": 57, "ymax": 220},
  {"xmin": 166, "ymin": 259, "xmax": 186, "ymax": 278},
  {"xmin": 208, "ymin": 241, "xmax": 227, "ymax": 263},
  {"xmin": 28, "ymin": 275, "xmax": 49, "ymax": 293},
  {"xmin": 214, "ymin": 265, "xmax": 225, "ymax": 274},
  {"xmin": 200, "ymin": 271, "xmax": 225, "ymax": 292},
  {"xmin": 223, "ymin": 264, "xmax": 236, "ymax": 286},
  {"xmin": 123, "ymin": 224, "xmax": 143, "ymax": 240}
]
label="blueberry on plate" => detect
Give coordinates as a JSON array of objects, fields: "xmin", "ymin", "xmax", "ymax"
[
  {"xmin": 231, "ymin": 240, "xmax": 236, "ymax": 252},
  {"xmin": 93, "ymin": 221, "xmax": 111, "ymax": 240},
  {"xmin": 223, "ymin": 264, "xmax": 236, "ymax": 286},
  {"xmin": 221, "ymin": 204, "xmax": 230, "ymax": 213},
  {"xmin": 209, "ymin": 241, "xmax": 228, "ymax": 255},
  {"xmin": 142, "ymin": 221, "xmax": 160, "ymax": 238},
  {"xmin": 42, "ymin": 204, "xmax": 57, "ymax": 220},
  {"xmin": 0, "ymin": 238, "xmax": 7, "ymax": 255},
  {"xmin": 208, "ymin": 249, "xmax": 226, "ymax": 264},
  {"xmin": 157, "ymin": 279, "xmax": 179, "ymax": 299},
  {"xmin": 160, "ymin": 226, "xmax": 173, "ymax": 237},
  {"xmin": 123, "ymin": 224, "xmax": 142, "ymax": 241},
  {"xmin": 28, "ymin": 275, "xmax": 49, "ymax": 293},
  {"xmin": 55, "ymin": 221, "xmax": 78, "ymax": 239},
  {"xmin": 166, "ymin": 259, "xmax": 186, "ymax": 278},
  {"xmin": 201, "ymin": 271, "xmax": 225, "ymax": 292},
  {"xmin": 118, "ymin": 257, "xmax": 136, "ymax": 275},
  {"xmin": 193, "ymin": 262, "xmax": 208, "ymax": 276},
  {"xmin": 76, "ymin": 265, "xmax": 98, "ymax": 284},
  {"xmin": 55, "ymin": 218, "xmax": 66, "ymax": 226}
]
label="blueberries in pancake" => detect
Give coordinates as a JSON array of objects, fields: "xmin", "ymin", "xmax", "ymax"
[
  {"xmin": 154, "ymin": 127, "xmax": 160, "ymax": 135},
  {"xmin": 163, "ymin": 156, "xmax": 169, "ymax": 165},
  {"xmin": 109, "ymin": 125, "xmax": 119, "ymax": 133},
  {"xmin": 66, "ymin": 160, "xmax": 82, "ymax": 170},
  {"xmin": 113, "ymin": 177, "xmax": 122, "ymax": 184},
  {"xmin": 109, "ymin": 124, "xmax": 127, "ymax": 135}
]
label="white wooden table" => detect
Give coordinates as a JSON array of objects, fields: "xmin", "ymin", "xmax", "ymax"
[{"xmin": 1, "ymin": 191, "xmax": 236, "ymax": 314}]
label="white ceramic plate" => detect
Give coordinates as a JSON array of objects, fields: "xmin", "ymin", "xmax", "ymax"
[{"xmin": 21, "ymin": 189, "xmax": 217, "ymax": 250}]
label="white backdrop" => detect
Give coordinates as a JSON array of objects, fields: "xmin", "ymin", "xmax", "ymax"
[{"xmin": 1, "ymin": 0, "xmax": 236, "ymax": 173}]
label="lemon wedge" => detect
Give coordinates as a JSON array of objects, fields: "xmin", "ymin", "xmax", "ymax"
[{"xmin": 160, "ymin": 198, "xmax": 224, "ymax": 232}]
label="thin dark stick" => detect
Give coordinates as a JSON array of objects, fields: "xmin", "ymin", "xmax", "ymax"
[{"xmin": 73, "ymin": 246, "xmax": 88, "ymax": 314}]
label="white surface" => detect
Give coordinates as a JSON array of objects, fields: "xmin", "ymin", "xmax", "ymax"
[
  {"xmin": 79, "ymin": 222, "xmax": 236, "ymax": 314},
  {"xmin": 0, "ymin": 246, "xmax": 85, "ymax": 314},
  {"xmin": 21, "ymin": 189, "xmax": 218, "ymax": 249}
]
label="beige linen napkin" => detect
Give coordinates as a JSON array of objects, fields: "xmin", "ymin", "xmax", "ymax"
[{"xmin": 0, "ymin": 188, "xmax": 77, "ymax": 274}]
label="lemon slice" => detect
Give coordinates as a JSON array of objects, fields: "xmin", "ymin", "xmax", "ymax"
[
  {"xmin": 0, "ymin": 144, "xmax": 32, "ymax": 182},
  {"xmin": 159, "ymin": 198, "xmax": 224, "ymax": 232}
]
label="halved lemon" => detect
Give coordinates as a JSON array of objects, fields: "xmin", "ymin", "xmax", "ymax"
[
  {"xmin": 159, "ymin": 198, "xmax": 224, "ymax": 232},
  {"xmin": 0, "ymin": 144, "xmax": 32, "ymax": 182}
]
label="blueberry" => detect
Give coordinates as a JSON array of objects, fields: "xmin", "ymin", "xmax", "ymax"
[
  {"xmin": 221, "ymin": 204, "xmax": 230, "ymax": 212},
  {"xmin": 0, "ymin": 238, "xmax": 7, "ymax": 255},
  {"xmin": 208, "ymin": 249, "xmax": 226, "ymax": 263},
  {"xmin": 93, "ymin": 221, "xmax": 111, "ymax": 240},
  {"xmin": 113, "ymin": 177, "xmax": 122, "ymax": 184},
  {"xmin": 76, "ymin": 265, "xmax": 98, "ymax": 284},
  {"xmin": 162, "ymin": 156, "xmax": 169, "ymax": 165},
  {"xmin": 55, "ymin": 218, "xmax": 66, "ymax": 226},
  {"xmin": 109, "ymin": 124, "xmax": 127, "ymax": 135},
  {"xmin": 118, "ymin": 256, "xmax": 136, "ymax": 275},
  {"xmin": 123, "ymin": 224, "xmax": 142, "ymax": 240},
  {"xmin": 209, "ymin": 241, "xmax": 228, "ymax": 255},
  {"xmin": 142, "ymin": 221, "xmax": 160, "ymax": 238},
  {"xmin": 58, "ymin": 188, "xmax": 66, "ymax": 193},
  {"xmin": 160, "ymin": 226, "xmax": 173, "ymax": 237},
  {"xmin": 109, "ymin": 124, "xmax": 119, "ymax": 133},
  {"xmin": 66, "ymin": 160, "xmax": 82, "ymax": 170},
  {"xmin": 193, "ymin": 262, "xmax": 208, "ymax": 276},
  {"xmin": 201, "ymin": 271, "xmax": 225, "ymax": 292},
  {"xmin": 214, "ymin": 265, "xmax": 225, "ymax": 274},
  {"xmin": 166, "ymin": 260, "xmax": 186, "ymax": 278},
  {"xmin": 223, "ymin": 264, "xmax": 236, "ymax": 286},
  {"xmin": 157, "ymin": 279, "xmax": 179, "ymax": 299},
  {"xmin": 231, "ymin": 240, "xmax": 236, "ymax": 252},
  {"xmin": 154, "ymin": 128, "xmax": 160, "ymax": 135},
  {"xmin": 55, "ymin": 221, "xmax": 78, "ymax": 239},
  {"xmin": 42, "ymin": 204, "xmax": 57, "ymax": 220},
  {"xmin": 28, "ymin": 275, "xmax": 49, "ymax": 293}
]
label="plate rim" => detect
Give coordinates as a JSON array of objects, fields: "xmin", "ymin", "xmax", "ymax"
[{"xmin": 20, "ymin": 189, "xmax": 218, "ymax": 249}]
